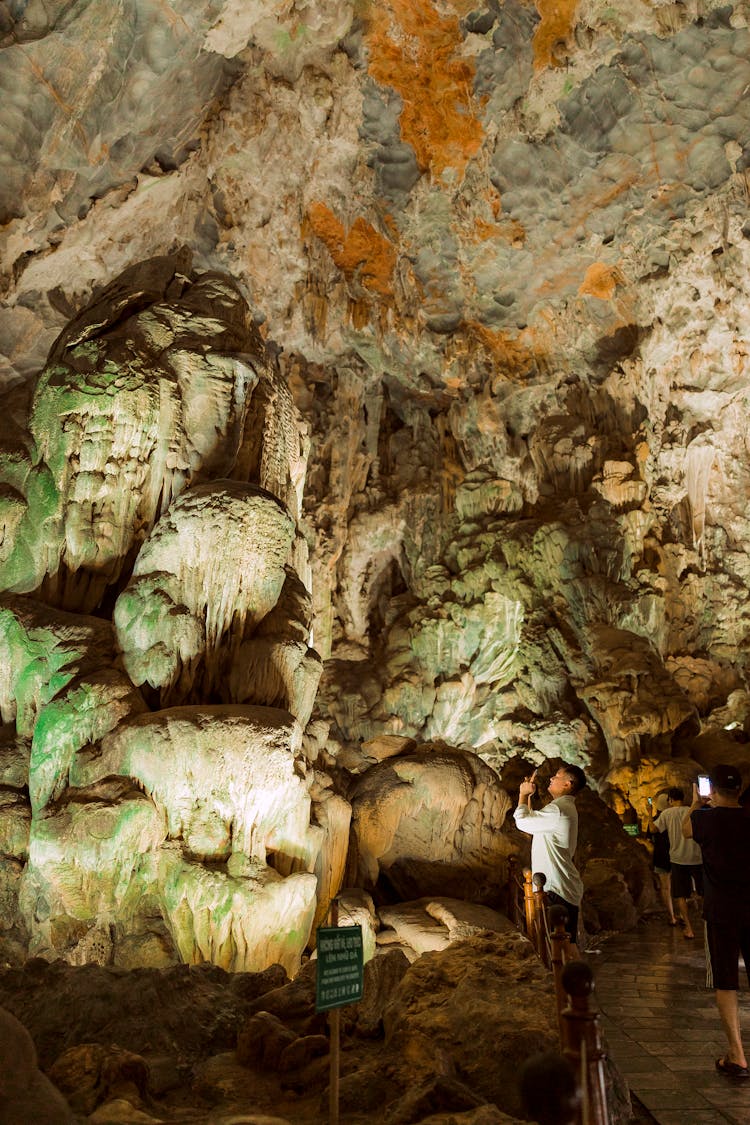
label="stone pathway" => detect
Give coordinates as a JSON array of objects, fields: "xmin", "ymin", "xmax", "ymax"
[{"xmin": 590, "ymin": 913, "xmax": 750, "ymax": 1124}]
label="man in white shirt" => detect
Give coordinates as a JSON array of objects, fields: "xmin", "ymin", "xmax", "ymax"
[
  {"xmin": 652, "ymin": 786, "xmax": 703, "ymax": 939},
  {"xmin": 514, "ymin": 763, "xmax": 587, "ymax": 955}
]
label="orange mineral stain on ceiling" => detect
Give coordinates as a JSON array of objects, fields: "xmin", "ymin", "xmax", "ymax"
[
  {"xmin": 532, "ymin": 0, "xmax": 579, "ymax": 69},
  {"xmin": 578, "ymin": 263, "xmax": 624, "ymax": 300},
  {"xmin": 306, "ymin": 202, "xmax": 397, "ymax": 298},
  {"xmin": 471, "ymin": 216, "xmax": 526, "ymax": 244},
  {"xmin": 365, "ymin": 0, "xmax": 484, "ymax": 180},
  {"xmin": 464, "ymin": 319, "xmax": 546, "ymax": 376}
]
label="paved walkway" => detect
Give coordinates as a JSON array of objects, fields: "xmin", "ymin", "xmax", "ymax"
[{"xmin": 591, "ymin": 913, "xmax": 750, "ymax": 1124}]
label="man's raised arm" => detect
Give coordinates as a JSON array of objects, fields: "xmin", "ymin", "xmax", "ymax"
[{"xmin": 682, "ymin": 782, "xmax": 701, "ymax": 838}]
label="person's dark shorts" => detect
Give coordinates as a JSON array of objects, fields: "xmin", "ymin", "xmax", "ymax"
[
  {"xmin": 705, "ymin": 921, "xmax": 750, "ymax": 991},
  {"xmin": 671, "ymin": 862, "xmax": 703, "ymax": 899},
  {"xmin": 547, "ymin": 891, "xmax": 579, "ymax": 941}
]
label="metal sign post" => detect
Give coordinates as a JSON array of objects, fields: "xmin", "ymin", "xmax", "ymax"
[{"xmin": 315, "ymin": 903, "xmax": 363, "ymax": 1125}]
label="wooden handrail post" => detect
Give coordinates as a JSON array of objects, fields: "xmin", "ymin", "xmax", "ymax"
[
  {"xmin": 532, "ymin": 872, "xmax": 548, "ymax": 965},
  {"xmin": 522, "ymin": 868, "xmax": 535, "ymax": 941},
  {"xmin": 561, "ymin": 960, "xmax": 608, "ymax": 1125},
  {"xmin": 549, "ymin": 904, "xmax": 571, "ymax": 1041}
]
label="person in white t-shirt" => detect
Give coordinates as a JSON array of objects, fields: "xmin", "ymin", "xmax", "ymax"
[
  {"xmin": 514, "ymin": 763, "xmax": 587, "ymax": 956},
  {"xmin": 652, "ymin": 786, "xmax": 703, "ymax": 939}
]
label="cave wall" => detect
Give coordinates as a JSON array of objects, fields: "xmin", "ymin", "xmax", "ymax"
[{"xmin": 0, "ymin": 0, "xmax": 749, "ymax": 966}]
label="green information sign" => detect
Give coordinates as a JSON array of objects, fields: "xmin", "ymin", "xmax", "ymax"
[{"xmin": 315, "ymin": 924, "xmax": 364, "ymax": 1012}]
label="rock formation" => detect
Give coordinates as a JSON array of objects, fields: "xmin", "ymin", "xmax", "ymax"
[
  {"xmin": 347, "ymin": 745, "xmax": 513, "ymax": 903},
  {"xmin": 0, "ymin": 253, "xmax": 331, "ymax": 976},
  {"xmin": 0, "ymin": 933, "xmax": 629, "ymax": 1124},
  {"xmin": 3, "ymin": 0, "xmax": 750, "ymax": 793},
  {"xmin": 3, "ymin": 4, "xmax": 749, "ymax": 758},
  {"xmin": 1, "ymin": 0, "xmax": 749, "ymax": 1115}
]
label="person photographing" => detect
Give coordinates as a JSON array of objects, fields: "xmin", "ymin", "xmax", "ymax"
[
  {"xmin": 683, "ymin": 765, "xmax": 750, "ymax": 1079},
  {"xmin": 514, "ymin": 763, "xmax": 586, "ymax": 956}
]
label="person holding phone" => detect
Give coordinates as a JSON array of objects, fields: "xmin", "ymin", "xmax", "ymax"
[
  {"xmin": 683, "ymin": 764, "xmax": 750, "ymax": 1079},
  {"xmin": 651, "ymin": 786, "xmax": 703, "ymax": 938},
  {"xmin": 514, "ymin": 763, "xmax": 587, "ymax": 955},
  {"xmin": 698, "ymin": 774, "xmax": 712, "ymax": 798}
]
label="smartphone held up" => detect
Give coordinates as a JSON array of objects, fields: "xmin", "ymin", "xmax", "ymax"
[{"xmin": 697, "ymin": 774, "xmax": 711, "ymax": 798}]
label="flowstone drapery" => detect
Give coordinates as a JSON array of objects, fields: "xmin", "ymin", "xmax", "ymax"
[{"xmin": 0, "ymin": 252, "xmax": 333, "ymax": 974}]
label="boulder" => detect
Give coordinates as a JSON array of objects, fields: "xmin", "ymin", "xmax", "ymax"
[
  {"xmin": 0, "ymin": 958, "xmax": 288, "ymax": 1069},
  {"xmin": 0, "ymin": 1005, "xmax": 76, "ymax": 1124},
  {"xmin": 574, "ymin": 787, "xmax": 657, "ymax": 927},
  {"xmin": 236, "ymin": 1011, "xmax": 297, "ymax": 1070},
  {"xmin": 243, "ymin": 958, "xmax": 323, "ymax": 1038},
  {"xmin": 348, "ymin": 746, "xmax": 513, "ymax": 902},
  {"xmin": 47, "ymin": 1042, "xmax": 151, "ymax": 1116},
  {"xmin": 354, "ymin": 947, "xmax": 411, "ymax": 1038},
  {"xmin": 377, "ymin": 898, "xmax": 513, "ymax": 960},
  {"xmin": 381, "ymin": 932, "xmax": 558, "ymax": 1119}
]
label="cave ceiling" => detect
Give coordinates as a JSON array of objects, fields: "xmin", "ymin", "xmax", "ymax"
[{"xmin": 2, "ymin": 0, "xmax": 750, "ymax": 788}]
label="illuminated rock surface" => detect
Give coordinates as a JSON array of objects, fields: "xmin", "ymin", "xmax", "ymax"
[
  {"xmin": 0, "ymin": 258, "xmax": 265, "ymax": 613},
  {"xmin": 0, "ymin": 0, "xmax": 748, "ymax": 1117},
  {"xmin": 348, "ymin": 746, "xmax": 514, "ymax": 902},
  {"xmin": 0, "ymin": 254, "xmax": 326, "ymax": 978},
  {"xmin": 3, "ymin": 0, "xmax": 750, "ymax": 782},
  {"xmin": 113, "ymin": 483, "xmax": 297, "ymax": 705},
  {"xmin": 377, "ymin": 897, "xmax": 513, "ymax": 960}
]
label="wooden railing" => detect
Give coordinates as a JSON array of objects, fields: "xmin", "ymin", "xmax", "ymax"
[
  {"xmin": 507, "ymin": 859, "xmax": 552, "ymax": 966},
  {"xmin": 506, "ymin": 858, "xmax": 609, "ymax": 1125},
  {"xmin": 549, "ymin": 904, "xmax": 572, "ymax": 1041},
  {"xmin": 561, "ymin": 959, "xmax": 609, "ymax": 1125}
]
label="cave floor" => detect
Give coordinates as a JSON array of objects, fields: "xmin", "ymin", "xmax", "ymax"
[{"xmin": 592, "ymin": 911, "xmax": 750, "ymax": 1124}]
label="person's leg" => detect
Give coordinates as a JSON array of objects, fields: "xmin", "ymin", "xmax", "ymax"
[
  {"xmin": 675, "ymin": 897, "xmax": 693, "ymax": 936},
  {"xmin": 671, "ymin": 865, "xmax": 694, "ymax": 937},
  {"xmin": 566, "ymin": 907, "xmax": 580, "ymax": 960},
  {"xmin": 547, "ymin": 892, "xmax": 580, "ymax": 958},
  {"xmin": 716, "ymin": 990, "xmax": 746, "ymax": 1068},
  {"xmin": 707, "ymin": 922, "xmax": 746, "ymax": 1069},
  {"xmin": 658, "ymin": 871, "xmax": 676, "ymax": 924}
]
